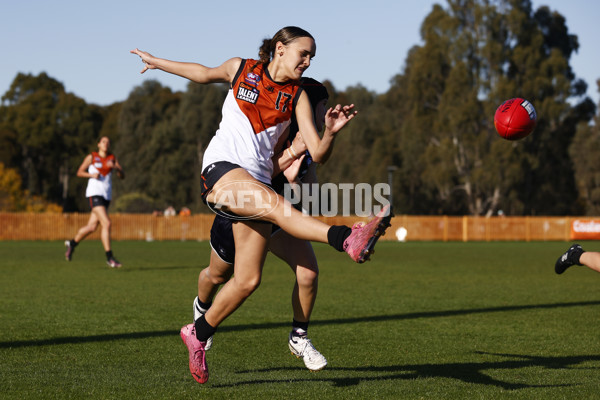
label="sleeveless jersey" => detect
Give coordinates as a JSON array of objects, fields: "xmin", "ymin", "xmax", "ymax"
[
  {"xmin": 85, "ymin": 151, "xmax": 115, "ymax": 200},
  {"xmin": 202, "ymin": 59, "xmax": 302, "ymax": 184}
]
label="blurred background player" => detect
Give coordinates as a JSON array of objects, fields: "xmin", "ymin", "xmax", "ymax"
[
  {"xmin": 65, "ymin": 136, "xmax": 125, "ymax": 268},
  {"xmin": 555, "ymin": 244, "xmax": 600, "ymax": 274}
]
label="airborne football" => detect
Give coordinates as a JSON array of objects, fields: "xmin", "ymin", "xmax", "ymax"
[{"xmin": 493, "ymin": 98, "xmax": 537, "ymax": 140}]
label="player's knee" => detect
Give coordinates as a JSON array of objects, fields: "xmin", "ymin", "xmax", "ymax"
[
  {"xmin": 261, "ymin": 200, "xmax": 284, "ymax": 225},
  {"xmin": 208, "ymin": 270, "xmax": 230, "ymax": 285},
  {"xmin": 296, "ymin": 266, "xmax": 319, "ymax": 288},
  {"xmin": 236, "ymin": 276, "xmax": 261, "ymax": 297}
]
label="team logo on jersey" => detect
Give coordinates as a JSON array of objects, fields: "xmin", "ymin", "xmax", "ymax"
[
  {"xmin": 236, "ymin": 82, "xmax": 259, "ymax": 104},
  {"xmin": 93, "ymin": 156, "xmax": 103, "ymax": 169},
  {"xmin": 244, "ymin": 72, "xmax": 261, "ymax": 86}
]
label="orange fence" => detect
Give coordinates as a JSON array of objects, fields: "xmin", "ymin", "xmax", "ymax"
[
  {"xmin": 392, "ymin": 215, "xmax": 572, "ymax": 241},
  {"xmin": 0, "ymin": 213, "xmax": 589, "ymax": 241}
]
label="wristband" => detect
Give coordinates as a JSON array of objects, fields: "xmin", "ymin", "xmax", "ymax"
[
  {"xmin": 286, "ymin": 148, "xmax": 295, "ymax": 160},
  {"xmin": 289, "ymin": 145, "xmax": 299, "ymax": 159}
]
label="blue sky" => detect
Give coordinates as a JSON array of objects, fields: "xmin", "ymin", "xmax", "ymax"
[{"xmin": 1, "ymin": 0, "xmax": 598, "ymax": 106}]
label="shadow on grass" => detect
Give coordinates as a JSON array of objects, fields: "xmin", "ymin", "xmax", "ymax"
[
  {"xmin": 0, "ymin": 330, "xmax": 178, "ymax": 348},
  {"xmin": 4, "ymin": 302, "xmax": 600, "ymax": 390},
  {"xmin": 227, "ymin": 299, "xmax": 600, "ymax": 333},
  {"xmin": 117, "ymin": 265, "xmax": 203, "ymax": 272},
  {"xmin": 217, "ymin": 352, "xmax": 597, "ymax": 390},
  {"xmin": 2, "ymin": 300, "xmax": 599, "ymax": 350}
]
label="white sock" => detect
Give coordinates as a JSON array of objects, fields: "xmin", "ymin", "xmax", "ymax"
[{"xmin": 193, "ymin": 297, "xmax": 209, "ymax": 321}]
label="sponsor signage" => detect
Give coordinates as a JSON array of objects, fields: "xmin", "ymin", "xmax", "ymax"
[{"xmin": 570, "ymin": 219, "xmax": 600, "ymax": 240}]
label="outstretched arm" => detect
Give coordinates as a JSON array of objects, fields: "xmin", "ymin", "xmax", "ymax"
[{"xmin": 130, "ymin": 48, "xmax": 241, "ymax": 84}]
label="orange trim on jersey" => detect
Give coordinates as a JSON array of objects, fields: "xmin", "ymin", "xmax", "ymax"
[{"xmin": 232, "ymin": 59, "xmax": 301, "ymax": 134}]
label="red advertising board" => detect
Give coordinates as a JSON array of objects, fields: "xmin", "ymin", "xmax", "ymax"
[{"xmin": 570, "ymin": 219, "xmax": 600, "ymax": 240}]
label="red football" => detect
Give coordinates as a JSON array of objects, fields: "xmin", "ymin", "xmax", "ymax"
[{"xmin": 494, "ymin": 98, "xmax": 537, "ymax": 140}]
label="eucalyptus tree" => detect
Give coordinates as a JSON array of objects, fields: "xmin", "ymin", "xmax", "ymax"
[
  {"xmin": 569, "ymin": 81, "xmax": 600, "ymax": 215},
  {"xmin": 386, "ymin": 0, "xmax": 593, "ymax": 215},
  {"xmin": 0, "ymin": 72, "xmax": 100, "ymax": 209},
  {"xmin": 116, "ymin": 80, "xmax": 228, "ymax": 212}
]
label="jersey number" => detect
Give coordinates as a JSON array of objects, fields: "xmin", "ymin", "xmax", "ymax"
[{"xmin": 275, "ymin": 91, "xmax": 293, "ymax": 113}]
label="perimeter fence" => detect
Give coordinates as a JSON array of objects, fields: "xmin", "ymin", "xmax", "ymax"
[{"xmin": 1, "ymin": 213, "xmax": 593, "ymax": 242}]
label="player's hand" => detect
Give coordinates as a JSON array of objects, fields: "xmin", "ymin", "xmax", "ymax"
[
  {"xmin": 290, "ymin": 134, "xmax": 307, "ymax": 155},
  {"xmin": 284, "ymin": 154, "xmax": 305, "ymax": 183},
  {"xmin": 130, "ymin": 48, "xmax": 156, "ymax": 74},
  {"xmin": 91, "ymin": 172, "xmax": 100, "ymax": 179},
  {"xmin": 325, "ymin": 104, "xmax": 357, "ymax": 134}
]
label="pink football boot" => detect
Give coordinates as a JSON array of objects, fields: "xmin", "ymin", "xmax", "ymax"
[
  {"xmin": 180, "ymin": 323, "xmax": 209, "ymax": 383},
  {"xmin": 343, "ymin": 205, "xmax": 393, "ymax": 263}
]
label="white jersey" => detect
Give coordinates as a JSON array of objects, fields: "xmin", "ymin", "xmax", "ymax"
[
  {"xmin": 202, "ymin": 59, "xmax": 300, "ymax": 184},
  {"xmin": 202, "ymin": 90, "xmax": 291, "ymax": 184},
  {"xmin": 85, "ymin": 152, "xmax": 114, "ymax": 200}
]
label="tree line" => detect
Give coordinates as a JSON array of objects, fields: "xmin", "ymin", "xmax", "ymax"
[{"xmin": 1, "ymin": 0, "xmax": 599, "ymax": 216}]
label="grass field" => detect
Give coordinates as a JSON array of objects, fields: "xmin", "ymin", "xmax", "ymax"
[{"xmin": 1, "ymin": 239, "xmax": 600, "ymax": 399}]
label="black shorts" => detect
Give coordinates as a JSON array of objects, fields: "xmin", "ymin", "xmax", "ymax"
[
  {"xmin": 209, "ymin": 214, "xmax": 283, "ymax": 265},
  {"xmin": 200, "ymin": 161, "xmax": 242, "ymax": 203},
  {"xmin": 210, "ymin": 214, "xmax": 235, "ymax": 264},
  {"xmin": 201, "ymin": 161, "xmax": 274, "ymax": 224},
  {"xmin": 88, "ymin": 196, "xmax": 110, "ymax": 210}
]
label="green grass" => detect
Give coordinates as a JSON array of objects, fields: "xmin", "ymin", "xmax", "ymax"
[{"xmin": 1, "ymin": 240, "xmax": 600, "ymax": 399}]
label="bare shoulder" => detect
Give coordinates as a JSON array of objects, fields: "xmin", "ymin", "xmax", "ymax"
[
  {"xmin": 82, "ymin": 154, "xmax": 93, "ymax": 164},
  {"xmin": 222, "ymin": 57, "xmax": 243, "ymax": 80},
  {"xmin": 206, "ymin": 57, "xmax": 242, "ymax": 83}
]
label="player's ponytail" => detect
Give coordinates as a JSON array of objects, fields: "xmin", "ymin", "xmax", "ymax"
[{"xmin": 257, "ymin": 38, "xmax": 272, "ymax": 65}]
